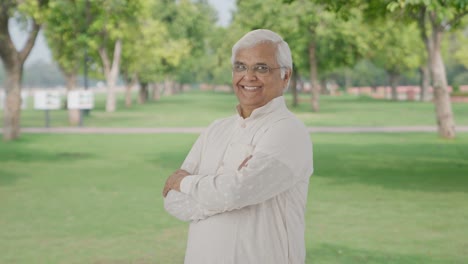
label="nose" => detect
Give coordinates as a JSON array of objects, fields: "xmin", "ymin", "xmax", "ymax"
[{"xmin": 243, "ymin": 68, "xmax": 257, "ymax": 81}]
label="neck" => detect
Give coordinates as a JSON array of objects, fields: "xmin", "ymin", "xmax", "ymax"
[{"xmin": 240, "ymin": 106, "xmax": 253, "ymax": 119}]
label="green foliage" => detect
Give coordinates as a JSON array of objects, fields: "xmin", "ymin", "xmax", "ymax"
[
  {"xmin": 118, "ymin": 0, "xmax": 219, "ymax": 85},
  {"xmin": 16, "ymin": 0, "xmax": 49, "ymax": 23},
  {"xmin": 452, "ymin": 28, "xmax": 468, "ymax": 69},
  {"xmin": 44, "ymin": 0, "xmax": 88, "ymax": 75},
  {"xmin": 233, "ymin": 0, "xmax": 369, "ymax": 79},
  {"xmin": 388, "ymin": 0, "xmax": 468, "ymax": 29},
  {"xmin": 84, "ymin": 0, "xmax": 142, "ymax": 78},
  {"xmin": 168, "ymin": 0, "xmax": 219, "ymax": 84},
  {"xmin": 367, "ymin": 19, "xmax": 423, "ymax": 76}
]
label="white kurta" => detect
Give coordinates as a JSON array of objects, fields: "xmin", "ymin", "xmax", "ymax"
[{"xmin": 164, "ymin": 96, "xmax": 313, "ymax": 264}]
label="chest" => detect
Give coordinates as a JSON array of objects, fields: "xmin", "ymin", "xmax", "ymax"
[{"xmin": 198, "ymin": 120, "xmax": 269, "ymax": 174}]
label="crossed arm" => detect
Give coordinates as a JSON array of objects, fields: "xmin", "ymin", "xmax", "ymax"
[
  {"xmin": 162, "ymin": 169, "xmax": 190, "ymax": 197},
  {"xmin": 161, "ymin": 120, "xmax": 312, "ymax": 222}
]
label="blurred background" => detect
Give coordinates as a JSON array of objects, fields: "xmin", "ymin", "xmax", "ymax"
[
  {"xmin": 1, "ymin": 1, "xmax": 468, "ymax": 263},
  {"xmin": 1, "ymin": 0, "xmax": 467, "ymax": 138}
]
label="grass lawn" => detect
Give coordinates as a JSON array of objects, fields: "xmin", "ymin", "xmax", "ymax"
[
  {"xmin": 19, "ymin": 90, "xmax": 468, "ymax": 128},
  {"xmin": 1, "ymin": 133, "xmax": 467, "ymax": 263}
]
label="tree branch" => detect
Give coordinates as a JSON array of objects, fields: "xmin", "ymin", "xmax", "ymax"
[
  {"xmin": 417, "ymin": 6, "xmax": 429, "ymax": 44},
  {"xmin": 0, "ymin": 3, "xmax": 17, "ymax": 68},
  {"xmin": 443, "ymin": 9, "xmax": 468, "ymax": 31},
  {"xmin": 98, "ymin": 46, "xmax": 111, "ymax": 78},
  {"xmin": 18, "ymin": 19, "xmax": 41, "ymax": 63}
]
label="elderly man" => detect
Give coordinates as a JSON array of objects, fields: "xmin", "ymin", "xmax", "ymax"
[{"xmin": 163, "ymin": 29, "xmax": 313, "ymax": 264}]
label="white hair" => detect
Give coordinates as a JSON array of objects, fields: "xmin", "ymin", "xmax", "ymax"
[{"xmin": 231, "ymin": 29, "xmax": 293, "ymax": 83}]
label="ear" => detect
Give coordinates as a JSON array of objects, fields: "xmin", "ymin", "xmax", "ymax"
[
  {"xmin": 282, "ymin": 68, "xmax": 292, "ymax": 89},
  {"xmin": 283, "ymin": 68, "xmax": 292, "ymax": 81}
]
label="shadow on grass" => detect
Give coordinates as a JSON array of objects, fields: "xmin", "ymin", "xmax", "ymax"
[
  {"xmin": 0, "ymin": 170, "xmax": 28, "ymax": 186},
  {"xmin": 0, "ymin": 149, "xmax": 94, "ymax": 163},
  {"xmin": 149, "ymin": 151, "xmax": 188, "ymax": 170},
  {"xmin": 0, "ymin": 150, "xmax": 94, "ymax": 186},
  {"xmin": 307, "ymin": 243, "xmax": 453, "ymax": 264},
  {"xmin": 314, "ymin": 141, "xmax": 468, "ymax": 193}
]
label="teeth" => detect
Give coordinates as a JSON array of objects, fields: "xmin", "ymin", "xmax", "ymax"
[{"xmin": 244, "ymin": 86, "xmax": 259, "ymax": 91}]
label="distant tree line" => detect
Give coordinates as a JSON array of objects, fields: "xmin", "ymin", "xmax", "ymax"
[
  {"xmin": 2, "ymin": 54, "xmax": 468, "ymax": 90},
  {"xmin": 1, "ymin": 0, "xmax": 468, "ymax": 140}
]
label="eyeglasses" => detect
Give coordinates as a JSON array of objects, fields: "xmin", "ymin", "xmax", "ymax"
[{"xmin": 232, "ymin": 63, "xmax": 285, "ymax": 76}]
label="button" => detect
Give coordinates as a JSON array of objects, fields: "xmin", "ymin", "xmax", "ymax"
[{"xmin": 241, "ymin": 122, "xmax": 246, "ymax": 128}]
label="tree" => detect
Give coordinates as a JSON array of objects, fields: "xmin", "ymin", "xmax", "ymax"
[
  {"xmin": 368, "ymin": 19, "xmax": 422, "ymax": 100},
  {"xmin": 171, "ymin": 0, "xmax": 218, "ymax": 86},
  {"xmin": 235, "ymin": 0, "xmax": 368, "ymax": 111},
  {"xmin": 149, "ymin": 0, "xmax": 216, "ymax": 94},
  {"xmin": 452, "ymin": 27, "xmax": 468, "ymax": 72},
  {"xmin": 386, "ymin": 1, "xmax": 468, "ymax": 138},
  {"xmin": 44, "ymin": 0, "xmax": 88, "ymax": 125},
  {"xmin": 84, "ymin": 0, "xmax": 142, "ymax": 112},
  {"xmin": 0, "ymin": 0, "xmax": 49, "ymax": 141},
  {"xmin": 329, "ymin": 0, "xmax": 468, "ymax": 138}
]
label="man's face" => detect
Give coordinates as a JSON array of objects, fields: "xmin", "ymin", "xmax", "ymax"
[{"xmin": 232, "ymin": 42, "xmax": 290, "ymax": 117}]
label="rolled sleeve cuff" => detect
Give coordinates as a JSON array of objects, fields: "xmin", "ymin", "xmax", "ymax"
[{"xmin": 180, "ymin": 175, "xmax": 196, "ymax": 194}]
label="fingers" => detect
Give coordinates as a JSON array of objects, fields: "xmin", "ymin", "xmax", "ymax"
[
  {"xmin": 162, "ymin": 169, "xmax": 190, "ymax": 198},
  {"xmin": 238, "ymin": 155, "xmax": 253, "ymax": 170},
  {"xmin": 163, "ymin": 179, "xmax": 171, "ymax": 198}
]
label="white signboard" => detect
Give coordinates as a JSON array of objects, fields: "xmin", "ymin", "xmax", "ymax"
[
  {"xmin": 1, "ymin": 91, "xmax": 30, "ymax": 110},
  {"xmin": 34, "ymin": 91, "xmax": 62, "ymax": 110},
  {"xmin": 67, "ymin": 90, "xmax": 94, "ymax": 109}
]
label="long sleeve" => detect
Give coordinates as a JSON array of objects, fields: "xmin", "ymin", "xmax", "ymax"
[
  {"xmin": 180, "ymin": 118, "xmax": 313, "ymax": 213},
  {"xmin": 164, "ymin": 191, "xmax": 221, "ymax": 222},
  {"xmin": 163, "ymin": 126, "xmax": 225, "ymax": 222}
]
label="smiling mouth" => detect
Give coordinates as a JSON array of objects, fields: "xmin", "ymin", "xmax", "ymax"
[{"xmin": 242, "ymin": 86, "xmax": 261, "ymax": 91}]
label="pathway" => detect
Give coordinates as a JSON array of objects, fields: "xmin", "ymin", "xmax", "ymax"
[{"xmin": 4, "ymin": 126, "xmax": 468, "ymax": 134}]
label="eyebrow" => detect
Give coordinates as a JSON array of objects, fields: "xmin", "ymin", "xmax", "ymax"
[{"xmin": 234, "ymin": 61, "xmax": 268, "ymax": 66}]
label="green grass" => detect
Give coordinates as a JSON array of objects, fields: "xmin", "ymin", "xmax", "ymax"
[
  {"xmin": 1, "ymin": 133, "xmax": 467, "ymax": 263},
  {"xmin": 19, "ymin": 90, "xmax": 468, "ymax": 127}
]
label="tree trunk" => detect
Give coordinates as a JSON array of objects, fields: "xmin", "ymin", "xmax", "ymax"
[
  {"xmin": 172, "ymin": 82, "xmax": 179, "ymax": 94},
  {"xmin": 152, "ymin": 83, "xmax": 161, "ymax": 101},
  {"xmin": 164, "ymin": 77, "xmax": 174, "ymax": 96},
  {"xmin": 125, "ymin": 73, "xmax": 137, "ymax": 108},
  {"xmin": 419, "ymin": 64, "xmax": 430, "ymax": 101},
  {"xmin": 345, "ymin": 68, "xmax": 352, "ymax": 91},
  {"xmin": 320, "ymin": 79, "xmax": 327, "ymax": 95},
  {"xmin": 125, "ymin": 84, "xmax": 133, "ymax": 108},
  {"xmin": 139, "ymin": 82, "xmax": 149, "ymax": 104},
  {"xmin": 429, "ymin": 28, "xmax": 456, "ymax": 138},
  {"xmin": 308, "ymin": 42, "xmax": 320, "ymax": 112},
  {"xmin": 0, "ymin": 14, "xmax": 41, "ymax": 141},
  {"xmin": 3, "ymin": 65, "xmax": 22, "ymax": 140},
  {"xmin": 389, "ymin": 72, "xmax": 400, "ymax": 101},
  {"xmin": 418, "ymin": 9, "xmax": 456, "ymax": 138},
  {"xmin": 64, "ymin": 72, "xmax": 80, "ymax": 126},
  {"xmin": 290, "ymin": 65, "xmax": 298, "ymax": 107},
  {"xmin": 98, "ymin": 39, "xmax": 122, "ymax": 113}
]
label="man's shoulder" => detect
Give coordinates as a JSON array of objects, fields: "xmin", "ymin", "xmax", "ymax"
[
  {"xmin": 206, "ymin": 115, "xmax": 238, "ymax": 131},
  {"xmin": 269, "ymin": 109, "xmax": 307, "ymax": 131}
]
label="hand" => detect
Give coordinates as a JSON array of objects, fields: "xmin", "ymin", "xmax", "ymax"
[
  {"xmin": 162, "ymin": 169, "xmax": 190, "ymax": 198},
  {"xmin": 238, "ymin": 155, "xmax": 253, "ymax": 170}
]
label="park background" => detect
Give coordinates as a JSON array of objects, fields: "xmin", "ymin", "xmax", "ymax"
[{"xmin": 1, "ymin": 0, "xmax": 468, "ymax": 263}]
